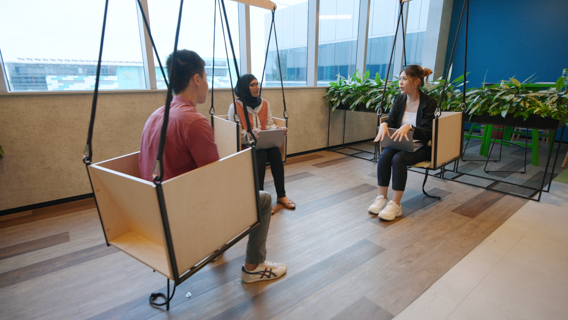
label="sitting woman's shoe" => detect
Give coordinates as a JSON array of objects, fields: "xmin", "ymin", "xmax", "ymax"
[{"xmin": 277, "ymin": 197, "xmax": 296, "ymax": 210}]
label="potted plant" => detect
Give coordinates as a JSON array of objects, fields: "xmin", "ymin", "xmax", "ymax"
[
  {"xmin": 324, "ymin": 70, "xmax": 398, "ymax": 112},
  {"xmin": 325, "ymin": 70, "xmax": 568, "ymax": 129},
  {"xmin": 463, "ymin": 76, "xmax": 568, "ymax": 129}
]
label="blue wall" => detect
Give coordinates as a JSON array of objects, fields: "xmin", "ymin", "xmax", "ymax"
[
  {"xmin": 446, "ymin": 0, "xmax": 568, "ymax": 87},
  {"xmin": 446, "ymin": 0, "xmax": 568, "ymax": 141}
]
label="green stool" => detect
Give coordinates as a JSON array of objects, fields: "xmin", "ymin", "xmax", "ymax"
[{"xmin": 483, "ymin": 126, "xmax": 554, "ymax": 166}]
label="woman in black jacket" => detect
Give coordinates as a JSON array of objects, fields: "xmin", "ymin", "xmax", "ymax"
[{"xmin": 368, "ymin": 65, "xmax": 437, "ymax": 221}]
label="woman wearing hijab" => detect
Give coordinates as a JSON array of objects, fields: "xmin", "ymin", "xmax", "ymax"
[{"xmin": 228, "ymin": 74, "xmax": 296, "ymax": 210}]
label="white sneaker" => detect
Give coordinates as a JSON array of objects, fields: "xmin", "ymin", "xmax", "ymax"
[
  {"xmin": 241, "ymin": 260, "xmax": 287, "ymax": 283},
  {"xmin": 368, "ymin": 195, "xmax": 389, "ymax": 214},
  {"xmin": 378, "ymin": 200, "xmax": 402, "ymax": 221}
]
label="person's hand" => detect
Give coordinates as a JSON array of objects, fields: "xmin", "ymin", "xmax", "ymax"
[
  {"xmin": 281, "ymin": 126, "xmax": 288, "ymax": 137},
  {"xmin": 374, "ymin": 123, "xmax": 390, "ymax": 142},
  {"xmin": 391, "ymin": 124, "xmax": 412, "ymax": 142},
  {"xmin": 252, "ymin": 128, "xmax": 261, "ymax": 138}
]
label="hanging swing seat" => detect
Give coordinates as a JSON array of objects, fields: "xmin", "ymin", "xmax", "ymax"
[
  {"xmin": 410, "ymin": 111, "xmax": 463, "ymax": 199},
  {"xmin": 213, "ymin": 114, "xmax": 287, "ymax": 161},
  {"xmin": 88, "ymin": 148, "xmax": 259, "ymax": 280},
  {"xmin": 230, "ymin": 0, "xmax": 277, "ymax": 10}
]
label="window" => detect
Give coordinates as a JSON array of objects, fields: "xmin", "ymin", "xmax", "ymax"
[
  {"xmin": 317, "ymin": 0, "xmax": 360, "ymax": 86},
  {"xmin": 405, "ymin": 0, "xmax": 429, "ymax": 66},
  {"xmin": 366, "ymin": 0, "xmax": 430, "ymax": 80},
  {"xmin": 147, "ymin": 0, "xmax": 240, "ymax": 89},
  {"xmin": 366, "ymin": 0, "xmax": 399, "ymax": 79},
  {"xmin": 250, "ymin": 0, "xmax": 309, "ymax": 87},
  {"xmin": 0, "ymin": 0, "xmax": 145, "ymax": 91}
]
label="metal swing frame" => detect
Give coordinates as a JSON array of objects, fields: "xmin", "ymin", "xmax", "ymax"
[{"xmin": 82, "ymin": 0, "xmax": 275, "ymax": 311}]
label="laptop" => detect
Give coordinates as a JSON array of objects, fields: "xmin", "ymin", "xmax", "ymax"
[
  {"xmin": 380, "ymin": 128, "xmax": 423, "ymax": 152},
  {"xmin": 255, "ymin": 129, "xmax": 286, "ymax": 150}
]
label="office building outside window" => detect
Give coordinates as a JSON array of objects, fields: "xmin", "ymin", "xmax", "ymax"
[
  {"xmin": 250, "ymin": 0, "xmax": 309, "ymax": 87},
  {"xmin": 148, "ymin": 0, "xmax": 240, "ymax": 89},
  {"xmin": 366, "ymin": 0, "xmax": 429, "ymax": 80},
  {"xmin": 0, "ymin": 0, "xmax": 145, "ymax": 92},
  {"xmin": 317, "ymin": 0, "xmax": 360, "ymax": 86}
]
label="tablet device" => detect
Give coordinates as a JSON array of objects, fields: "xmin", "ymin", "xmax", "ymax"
[
  {"xmin": 380, "ymin": 128, "xmax": 422, "ymax": 152},
  {"xmin": 255, "ymin": 129, "xmax": 286, "ymax": 150}
]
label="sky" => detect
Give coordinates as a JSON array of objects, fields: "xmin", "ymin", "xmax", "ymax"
[{"xmin": 0, "ymin": 0, "xmax": 303, "ymax": 65}]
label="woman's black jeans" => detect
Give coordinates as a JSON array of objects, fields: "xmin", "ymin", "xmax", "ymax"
[{"xmin": 377, "ymin": 147, "xmax": 429, "ymax": 191}]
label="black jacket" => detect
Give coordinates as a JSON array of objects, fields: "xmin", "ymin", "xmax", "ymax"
[{"xmin": 384, "ymin": 90, "xmax": 438, "ymax": 153}]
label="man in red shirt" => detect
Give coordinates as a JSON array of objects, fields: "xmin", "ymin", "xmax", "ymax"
[{"xmin": 139, "ymin": 50, "xmax": 286, "ymax": 283}]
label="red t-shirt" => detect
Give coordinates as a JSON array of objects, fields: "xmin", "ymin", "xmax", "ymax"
[{"xmin": 139, "ymin": 95, "xmax": 220, "ymax": 181}]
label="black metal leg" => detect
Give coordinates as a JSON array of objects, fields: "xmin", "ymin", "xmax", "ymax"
[{"xmin": 422, "ymin": 169, "xmax": 441, "ymax": 200}]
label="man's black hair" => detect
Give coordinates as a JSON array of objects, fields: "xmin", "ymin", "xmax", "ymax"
[{"xmin": 166, "ymin": 50, "xmax": 206, "ymax": 95}]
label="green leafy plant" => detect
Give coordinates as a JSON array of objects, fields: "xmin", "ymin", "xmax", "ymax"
[
  {"xmin": 324, "ymin": 70, "xmax": 398, "ymax": 112},
  {"xmin": 325, "ymin": 70, "xmax": 568, "ymax": 121},
  {"xmin": 0, "ymin": 145, "xmax": 3, "ymax": 159},
  {"xmin": 464, "ymin": 76, "xmax": 568, "ymax": 120}
]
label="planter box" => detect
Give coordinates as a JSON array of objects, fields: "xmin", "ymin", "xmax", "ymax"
[
  {"xmin": 467, "ymin": 114, "xmax": 563, "ymax": 130},
  {"xmin": 335, "ymin": 104, "xmax": 379, "ymax": 113}
]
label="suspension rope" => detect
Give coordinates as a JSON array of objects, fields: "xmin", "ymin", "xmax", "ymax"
[
  {"xmin": 135, "ymin": 0, "xmax": 169, "ymax": 89},
  {"xmin": 400, "ymin": 2, "xmax": 407, "ymax": 67},
  {"xmin": 462, "ymin": 0, "xmax": 469, "ymax": 109},
  {"xmin": 271, "ymin": 8, "xmax": 288, "ymax": 121},
  {"xmin": 217, "ymin": 0, "xmax": 239, "ymax": 123},
  {"xmin": 83, "ymin": 0, "xmax": 110, "ymax": 165},
  {"xmin": 259, "ymin": 9, "xmax": 275, "ymax": 94},
  {"xmin": 152, "ymin": 0, "xmax": 185, "ymax": 184},
  {"xmin": 376, "ymin": 0, "xmax": 406, "ymax": 116},
  {"xmin": 219, "ymin": 0, "xmax": 256, "ymax": 145},
  {"xmin": 209, "ymin": 0, "xmax": 218, "ymax": 120},
  {"xmin": 436, "ymin": 0, "xmax": 469, "ymax": 113}
]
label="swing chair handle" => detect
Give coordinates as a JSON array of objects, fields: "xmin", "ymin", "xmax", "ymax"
[
  {"xmin": 83, "ymin": 144, "xmax": 91, "ymax": 164},
  {"xmin": 376, "ymin": 107, "xmax": 383, "ymax": 117}
]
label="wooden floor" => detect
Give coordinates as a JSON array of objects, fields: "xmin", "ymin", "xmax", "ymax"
[{"xmin": 0, "ymin": 145, "xmax": 531, "ymax": 320}]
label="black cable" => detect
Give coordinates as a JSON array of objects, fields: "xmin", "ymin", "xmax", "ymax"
[
  {"xmin": 437, "ymin": 0, "xmax": 468, "ymax": 112},
  {"xmin": 217, "ymin": 0, "xmax": 238, "ymax": 124},
  {"xmin": 259, "ymin": 8, "xmax": 275, "ymax": 95},
  {"xmin": 219, "ymin": 0, "xmax": 256, "ymax": 144},
  {"xmin": 219, "ymin": 0, "xmax": 240, "ymax": 80},
  {"xmin": 153, "ymin": 0, "xmax": 185, "ymax": 184},
  {"xmin": 210, "ymin": 0, "xmax": 217, "ymax": 119},
  {"xmin": 84, "ymin": 0, "xmax": 110, "ymax": 164},
  {"xmin": 400, "ymin": 2, "xmax": 407, "ymax": 67},
  {"xmin": 135, "ymin": 0, "xmax": 169, "ymax": 89},
  {"xmin": 463, "ymin": 0, "xmax": 469, "ymax": 108},
  {"xmin": 149, "ymin": 279, "xmax": 177, "ymax": 309},
  {"xmin": 377, "ymin": 1, "xmax": 405, "ymax": 113},
  {"xmin": 271, "ymin": 9, "xmax": 288, "ymax": 120}
]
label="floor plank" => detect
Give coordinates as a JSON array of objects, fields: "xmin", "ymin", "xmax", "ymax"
[
  {"xmin": 451, "ymin": 190, "xmax": 506, "ymax": 219},
  {"xmin": 0, "ymin": 232, "xmax": 70, "ymax": 260},
  {"xmin": 0, "ymin": 244, "xmax": 117, "ymax": 289}
]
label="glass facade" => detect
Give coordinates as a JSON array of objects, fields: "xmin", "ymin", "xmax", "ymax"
[
  {"xmin": 250, "ymin": 0, "xmax": 309, "ymax": 87},
  {"xmin": 148, "ymin": 0, "xmax": 240, "ymax": 89},
  {"xmin": 0, "ymin": 0, "xmax": 145, "ymax": 91},
  {"xmin": 0, "ymin": 0, "xmax": 430, "ymax": 92},
  {"xmin": 366, "ymin": 0, "xmax": 429, "ymax": 79},
  {"xmin": 317, "ymin": 0, "xmax": 360, "ymax": 85}
]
